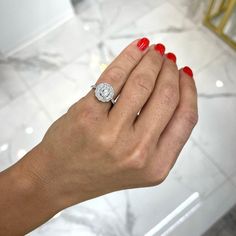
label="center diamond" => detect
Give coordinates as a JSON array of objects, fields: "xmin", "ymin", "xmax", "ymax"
[
  {"xmin": 102, "ymin": 89, "xmax": 109, "ymax": 97},
  {"xmin": 95, "ymin": 83, "xmax": 114, "ymax": 102}
]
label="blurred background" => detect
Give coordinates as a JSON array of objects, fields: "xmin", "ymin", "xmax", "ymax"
[{"xmin": 0, "ymin": 0, "xmax": 236, "ymax": 235}]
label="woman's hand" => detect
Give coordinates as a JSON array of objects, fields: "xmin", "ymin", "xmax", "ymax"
[
  {"xmin": 0, "ymin": 38, "xmax": 198, "ymax": 235},
  {"xmin": 31, "ymin": 38, "xmax": 198, "ymax": 206}
]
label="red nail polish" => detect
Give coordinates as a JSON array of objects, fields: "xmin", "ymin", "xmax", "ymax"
[
  {"xmin": 137, "ymin": 37, "xmax": 150, "ymax": 51},
  {"xmin": 183, "ymin": 66, "xmax": 193, "ymax": 77},
  {"xmin": 154, "ymin": 43, "xmax": 165, "ymax": 56},
  {"xmin": 166, "ymin": 52, "xmax": 176, "ymax": 63}
]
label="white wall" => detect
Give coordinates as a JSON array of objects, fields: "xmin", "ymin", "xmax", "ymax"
[{"xmin": 0, "ymin": 0, "xmax": 74, "ymax": 54}]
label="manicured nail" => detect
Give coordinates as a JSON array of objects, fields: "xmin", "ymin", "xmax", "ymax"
[
  {"xmin": 137, "ymin": 37, "xmax": 150, "ymax": 51},
  {"xmin": 183, "ymin": 66, "xmax": 193, "ymax": 77},
  {"xmin": 166, "ymin": 52, "xmax": 177, "ymax": 63},
  {"xmin": 154, "ymin": 43, "xmax": 165, "ymax": 56}
]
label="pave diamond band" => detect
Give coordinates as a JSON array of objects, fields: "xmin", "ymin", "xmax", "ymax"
[{"xmin": 91, "ymin": 83, "xmax": 115, "ymax": 104}]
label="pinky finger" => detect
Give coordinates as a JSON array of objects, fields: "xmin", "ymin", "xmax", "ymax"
[{"xmin": 150, "ymin": 67, "xmax": 198, "ymax": 175}]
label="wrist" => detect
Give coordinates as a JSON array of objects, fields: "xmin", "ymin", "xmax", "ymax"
[
  {"xmin": 12, "ymin": 143, "xmax": 65, "ymax": 212},
  {"xmin": 18, "ymin": 142, "xmax": 91, "ymax": 210},
  {"xmin": 0, "ymin": 144, "xmax": 62, "ymax": 235}
]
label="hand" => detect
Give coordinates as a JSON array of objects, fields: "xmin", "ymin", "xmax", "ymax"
[{"xmin": 24, "ymin": 38, "xmax": 198, "ymax": 208}]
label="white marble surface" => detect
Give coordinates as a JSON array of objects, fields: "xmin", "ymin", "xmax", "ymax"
[
  {"xmin": 0, "ymin": 0, "xmax": 236, "ymax": 235},
  {"xmin": 169, "ymin": 0, "xmax": 209, "ymax": 24},
  {"xmin": 29, "ymin": 196, "xmax": 130, "ymax": 236},
  {"xmin": 170, "ymin": 139, "xmax": 225, "ymax": 197},
  {"xmin": 232, "ymin": 173, "xmax": 236, "ymax": 188},
  {"xmin": 9, "ymin": 16, "xmax": 97, "ymax": 88},
  {"xmin": 0, "ymin": 92, "xmax": 51, "ymax": 170},
  {"xmin": 168, "ymin": 180, "xmax": 236, "ymax": 236},
  {"xmin": 0, "ymin": 62, "xmax": 27, "ymax": 109}
]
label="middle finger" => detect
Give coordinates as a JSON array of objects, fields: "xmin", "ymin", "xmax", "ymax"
[{"xmin": 109, "ymin": 44, "xmax": 165, "ymax": 126}]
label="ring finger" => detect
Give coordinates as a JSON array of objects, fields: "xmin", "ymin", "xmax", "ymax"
[{"xmin": 85, "ymin": 38, "xmax": 150, "ymax": 113}]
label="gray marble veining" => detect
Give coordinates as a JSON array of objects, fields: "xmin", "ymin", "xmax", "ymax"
[{"xmin": 0, "ymin": 0, "xmax": 236, "ymax": 235}]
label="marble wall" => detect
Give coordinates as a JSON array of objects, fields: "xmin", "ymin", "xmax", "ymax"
[{"xmin": 0, "ymin": 0, "xmax": 236, "ymax": 235}]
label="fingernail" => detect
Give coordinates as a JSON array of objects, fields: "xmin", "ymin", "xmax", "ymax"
[
  {"xmin": 166, "ymin": 52, "xmax": 177, "ymax": 63},
  {"xmin": 154, "ymin": 43, "xmax": 165, "ymax": 56},
  {"xmin": 137, "ymin": 37, "xmax": 150, "ymax": 51},
  {"xmin": 183, "ymin": 66, "xmax": 193, "ymax": 77}
]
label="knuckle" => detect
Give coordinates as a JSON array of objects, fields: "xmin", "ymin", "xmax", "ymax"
[
  {"xmin": 127, "ymin": 146, "xmax": 148, "ymax": 170},
  {"xmin": 160, "ymin": 84, "xmax": 179, "ymax": 106},
  {"xmin": 103, "ymin": 66, "xmax": 125, "ymax": 83},
  {"xmin": 67, "ymin": 102, "xmax": 79, "ymax": 115},
  {"xmin": 67, "ymin": 96, "xmax": 88, "ymax": 115},
  {"xmin": 146, "ymin": 65, "xmax": 158, "ymax": 78},
  {"xmin": 182, "ymin": 109, "xmax": 199, "ymax": 127},
  {"xmin": 96, "ymin": 127, "xmax": 121, "ymax": 152},
  {"xmin": 131, "ymin": 157, "xmax": 147, "ymax": 170},
  {"xmin": 123, "ymin": 49, "xmax": 139, "ymax": 66},
  {"xmin": 67, "ymin": 100, "xmax": 85, "ymax": 120},
  {"xmin": 157, "ymin": 169, "xmax": 169, "ymax": 183},
  {"xmin": 97, "ymin": 133, "xmax": 114, "ymax": 150},
  {"xmin": 148, "ymin": 168, "xmax": 170, "ymax": 186},
  {"xmin": 174, "ymin": 131, "xmax": 189, "ymax": 148},
  {"xmin": 134, "ymin": 73, "xmax": 154, "ymax": 94},
  {"xmin": 77, "ymin": 106, "xmax": 95, "ymax": 128},
  {"xmin": 149, "ymin": 51, "xmax": 162, "ymax": 66},
  {"xmin": 166, "ymin": 62, "xmax": 178, "ymax": 75}
]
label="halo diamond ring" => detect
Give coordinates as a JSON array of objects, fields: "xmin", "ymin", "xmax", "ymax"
[{"xmin": 91, "ymin": 83, "xmax": 115, "ymax": 104}]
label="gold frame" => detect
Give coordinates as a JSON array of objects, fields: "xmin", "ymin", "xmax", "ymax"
[{"xmin": 204, "ymin": 0, "xmax": 236, "ymax": 50}]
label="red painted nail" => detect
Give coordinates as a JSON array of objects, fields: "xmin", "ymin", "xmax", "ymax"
[
  {"xmin": 154, "ymin": 43, "xmax": 165, "ymax": 55},
  {"xmin": 183, "ymin": 66, "xmax": 193, "ymax": 77},
  {"xmin": 166, "ymin": 52, "xmax": 177, "ymax": 63},
  {"xmin": 137, "ymin": 37, "xmax": 150, "ymax": 51}
]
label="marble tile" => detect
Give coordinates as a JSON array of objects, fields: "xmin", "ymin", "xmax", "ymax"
[
  {"xmin": 192, "ymin": 98, "xmax": 236, "ymax": 177},
  {"xmin": 0, "ymin": 143, "xmax": 11, "ymax": 172},
  {"xmin": 0, "ymin": 92, "xmax": 51, "ymax": 169},
  {"xmin": 104, "ymin": 139, "xmax": 226, "ymax": 235},
  {"xmin": 196, "ymin": 52, "xmax": 236, "ymax": 95},
  {"xmin": 203, "ymin": 204, "xmax": 236, "ymax": 236},
  {"xmin": 169, "ymin": 0, "xmax": 209, "ymax": 25},
  {"xmin": 191, "ymin": 53, "xmax": 236, "ymax": 177},
  {"xmin": 105, "ymin": 177, "xmax": 195, "ymax": 236},
  {"xmin": 171, "ymin": 0, "xmax": 236, "ymax": 57},
  {"xmin": 61, "ymin": 46, "xmax": 107, "ymax": 83},
  {"xmin": 10, "ymin": 16, "xmax": 97, "ymax": 88},
  {"xmin": 108, "ymin": 3, "xmax": 223, "ymax": 72},
  {"xmin": 29, "ymin": 196, "xmax": 128, "ymax": 236},
  {"xmin": 104, "ymin": 37, "xmax": 139, "ymax": 59},
  {"xmin": 104, "ymin": 190, "xmax": 136, "ymax": 234},
  {"xmin": 10, "ymin": 110, "xmax": 51, "ymax": 164},
  {"xmin": 32, "ymin": 71, "xmax": 90, "ymax": 121},
  {"xmin": 108, "ymin": 2, "xmax": 194, "ymax": 47},
  {"xmin": 0, "ymin": 61, "xmax": 27, "ymax": 109},
  {"xmin": 160, "ymin": 27, "xmax": 223, "ymax": 72},
  {"xmin": 33, "ymin": 42, "xmax": 119, "ymax": 121},
  {"xmin": 171, "ymin": 139, "xmax": 226, "ymax": 197},
  {"xmin": 0, "ymin": 87, "xmax": 11, "ymax": 109},
  {"xmin": 1, "ymin": 1, "xmax": 236, "ymax": 235},
  {"xmin": 135, "ymin": 3, "xmax": 194, "ymax": 35},
  {"xmin": 231, "ymin": 173, "xmax": 236, "ymax": 188},
  {"xmin": 168, "ymin": 181, "xmax": 236, "ymax": 236},
  {"xmin": 76, "ymin": 0, "xmax": 166, "ymax": 38}
]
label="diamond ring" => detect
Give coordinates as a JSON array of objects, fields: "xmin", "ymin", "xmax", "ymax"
[{"xmin": 91, "ymin": 83, "xmax": 115, "ymax": 104}]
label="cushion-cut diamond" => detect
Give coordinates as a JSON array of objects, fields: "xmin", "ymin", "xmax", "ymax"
[{"xmin": 102, "ymin": 89, "xmax": 109, "ymax": 97}]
